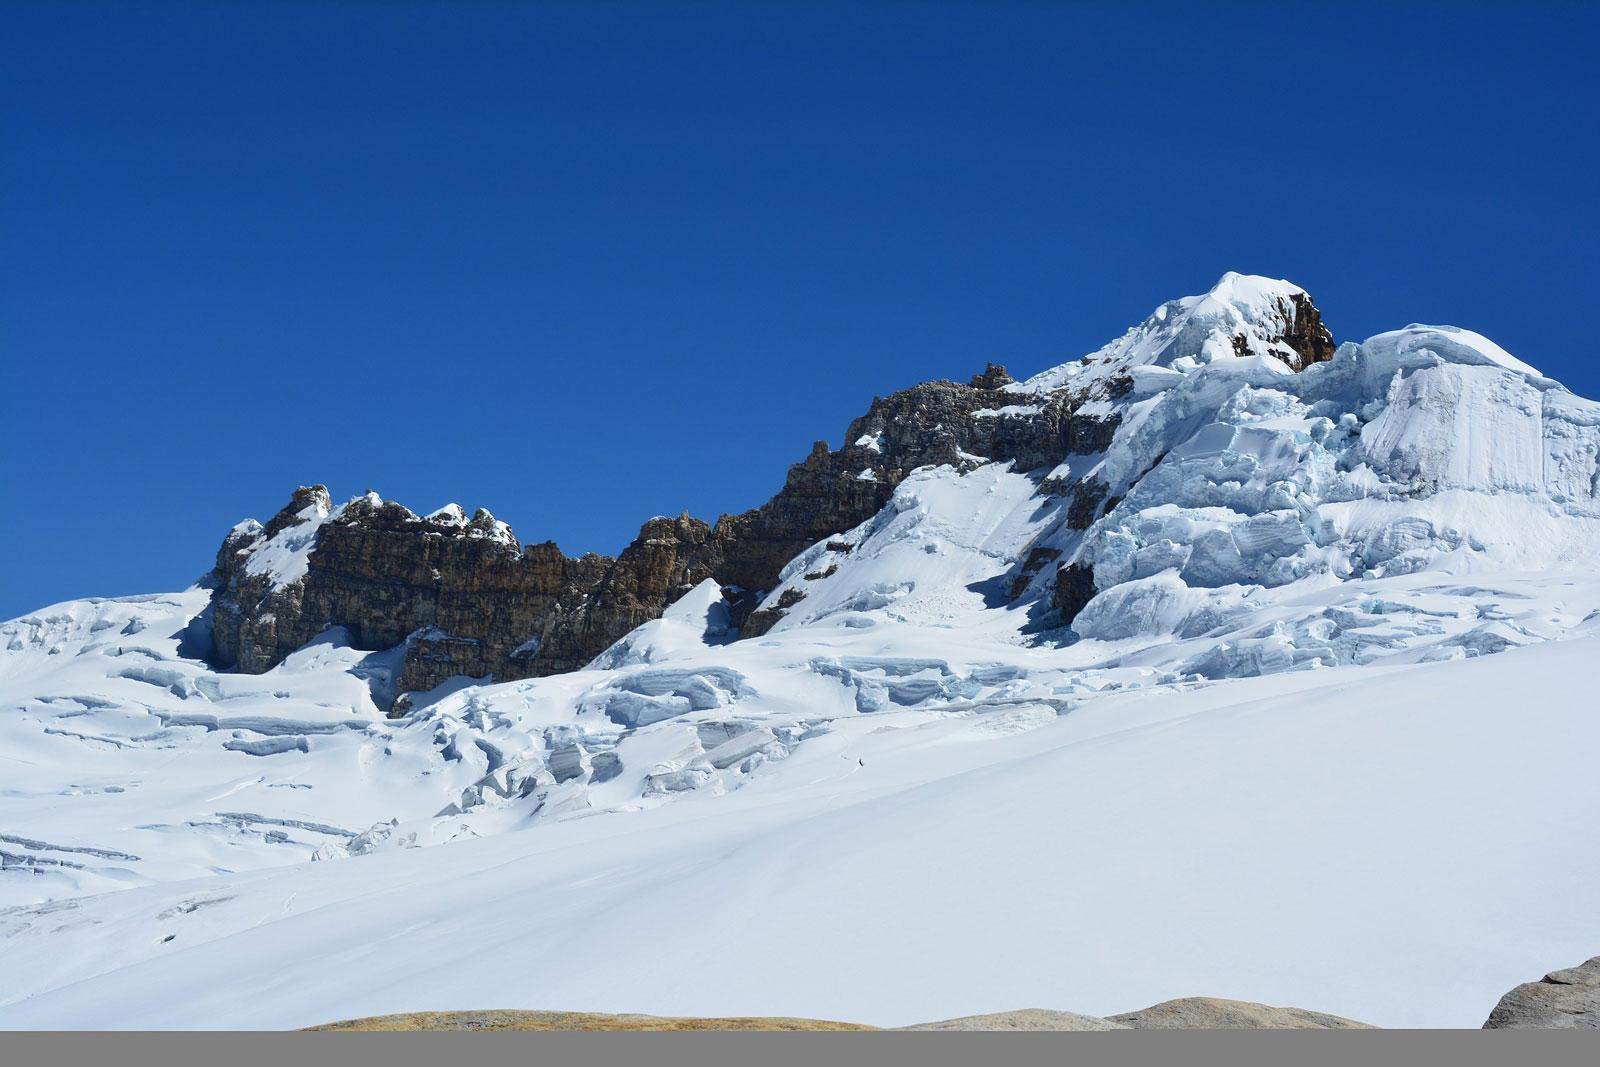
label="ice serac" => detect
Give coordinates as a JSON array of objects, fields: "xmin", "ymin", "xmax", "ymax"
[{"xmin": 1026, "ymin": 283, "xmax": 1600, "ymax": 644}]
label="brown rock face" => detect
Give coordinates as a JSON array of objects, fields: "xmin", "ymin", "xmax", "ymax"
[
  {"xmin": 1280, "ymin": 292, "xmax": 1337, "ymax": 370},
  {"xmin": 210, "ymin": 496, "xmax": 709, "ymax": 691},
  {"xmin": 209, "ymin": 366, "xmax": 1123, "ymax": 692},
  {"xmin": 208, "ymin": 485, "xmax": 331, "ymax": 675},
  {"xmin": 1053, "ymin": 561, "xmax": 1098, "ymax": 623},
  {"xmin": 705, "ymin": 366, "xmax": 1119, "ymax": 600},
  {"xmin": 1232, "ymin": 293, "xmax": 1335, "ymax": 371}
]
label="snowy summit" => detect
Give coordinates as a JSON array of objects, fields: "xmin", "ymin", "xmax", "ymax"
[{"xmin": 3, "ymin": 273, "xmax": 1599, "ymax": 1030}]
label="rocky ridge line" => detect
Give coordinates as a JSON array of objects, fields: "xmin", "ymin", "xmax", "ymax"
[{"xmin": 209, "ymin": 281, "xmax": 1338, "ymax": 695}]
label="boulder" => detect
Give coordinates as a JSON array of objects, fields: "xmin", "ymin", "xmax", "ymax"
[
  {"xmin": 1483, "ymin": 955, "xmax": 1600, "ymax": 1029},
  {"xmin": 1109, "ymin": 997, "xmax": 1374, "ymax": 1029}
]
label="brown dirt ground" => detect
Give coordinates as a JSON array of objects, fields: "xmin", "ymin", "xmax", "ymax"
[{"xmin": 307, "ymin": 1009, "xmax": 879, "ymax": 1032}]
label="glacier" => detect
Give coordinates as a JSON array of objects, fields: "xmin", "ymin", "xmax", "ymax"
[{"xmin": 2, "ymin": 273, "xmax": 1598, "ymax": 1029}]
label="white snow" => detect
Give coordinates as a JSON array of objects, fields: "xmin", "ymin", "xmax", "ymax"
[
  {"xmin": 1021, "ymin": 272, "xmax": 1315, "ymax": 393},
  {"xmin": 972, "ymin": 403, "xmax": 1044, "ymax": 418},
  {"xmin": 240, "ymin": 499, "xmax": 334, "ymax": 586},
  {"xmin": 1, "ymin": 628, "xmax": 1595, "ymax": 1030},
  {"xmin": 1362, "ymin": 323, "xmax": 1544, "ymax": 378},
  {"xmin": 3, "ymin": 273, "xmax": 1599, "ymax": 1030}
]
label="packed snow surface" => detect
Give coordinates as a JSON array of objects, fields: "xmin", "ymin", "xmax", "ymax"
[{"xmin": 3, "ymin": 274, "xmax": 1598, "ymax": 1029}]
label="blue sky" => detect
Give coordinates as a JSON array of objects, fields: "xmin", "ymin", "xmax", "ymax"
[{"xmin": 4, "ymin": 2, "xmax": 1598, "ymax": 618}]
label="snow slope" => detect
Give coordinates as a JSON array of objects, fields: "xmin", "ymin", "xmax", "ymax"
[
  {"xmin": 3, "ymin": 273, "xmax": 1598, "ymax": 1028},
  {"xmin": 1, "ymin": 635, "xmax": 1596, "ymax": 1029}
]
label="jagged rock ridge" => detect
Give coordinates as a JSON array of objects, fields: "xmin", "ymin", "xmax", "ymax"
[
  {"xmin": 207, "ymin": 367, "xmax": 1121, "ymax": 692},
  {"xmin": 208, "ymin": 275, "xmax": 1341, "ymax": 694}
]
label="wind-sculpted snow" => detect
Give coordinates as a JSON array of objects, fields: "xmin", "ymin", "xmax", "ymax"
[
  {"xmin": 1035, "ymin": 302, "xmax": 1600, "ymax": 644},
  {"xmin": 581, "ymin": 666, "xmax": 753, "ymax": 728},
  {"xmin": 756, "ymin": 462, "xmax": 1060, "ymax": 632},
  {"xmin": 1020, "ymin": 272, "xmax": 1333, "ymax": 393},
  {"xmin": 235, "ymin": 497, "xmax": 334, "ymax": 588},
  {"xmin": 3, "ymin": 632, "xmax": 1598, "ymax": 1029},
  {"xmin": 3, "ymin": 273, "xmax": 1600, "ymax": 1027}
]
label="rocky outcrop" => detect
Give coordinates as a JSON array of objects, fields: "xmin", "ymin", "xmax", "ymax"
[
  {"xmin": 209, "ymin": 364, "xmax": 1123, "ymax": 692},
  {"xmin": 905, "ymin": 997, "xmax": 1376, "ymax": 1030},
  {"xmin": 211, "ymin": 494, "xmax": 715, "ymax": 692},
  {"xmin": 903, "ymin": 1009, "xmax": 1127, "ymax": 1031},
  {"xmin": 1483, "ymin": 955, "xmax": 1600, "ymax": 1028},
  {"xmin": 1052, "ymin": 561, "xmax": 1099, "ymax": 623},
  {"xmin": 1108, "ymin": 997, "xmax": 1374, "ymax": 1030},
  {"xmin": 309, "ymin": 996, "xmax": 1380, "ymax": 1031},
  {"xmin": 308, "ymin": 1010, "xmax": 876, "ymax": 1031},
  {"xmin": 1230, "ymin": 292, "xmax": 1335, "ymax": 371},
  {"xmin": 1279, "ymin": 293, "xmax": 1337, "ymax": 370}
]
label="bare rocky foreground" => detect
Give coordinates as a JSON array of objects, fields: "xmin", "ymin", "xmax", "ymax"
[
  {"xmin": 309, "ymin": 1010, "xmax": 876, "ymax": 1032},
  {"xmin": 1483, "ymin": 955, "xmax": 1600, "ymax": 1029},
  {"xmin": 309, "ymin": 997, "xmax": 1376, "ymax": 1032},
  {"xmin": 311, "ymin": 958, "xmax": 1600, "ymax": 1031}
]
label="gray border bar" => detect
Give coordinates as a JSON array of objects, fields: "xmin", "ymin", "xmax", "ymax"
[{"xmin": 5, "ymin": 1031, "xmax": 1599, "ymax": 1067}]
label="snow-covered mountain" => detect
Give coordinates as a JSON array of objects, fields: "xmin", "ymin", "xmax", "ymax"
[{"xmin": 3, "ymin": 274, "xmax": 1598, "ymax": 1029}]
